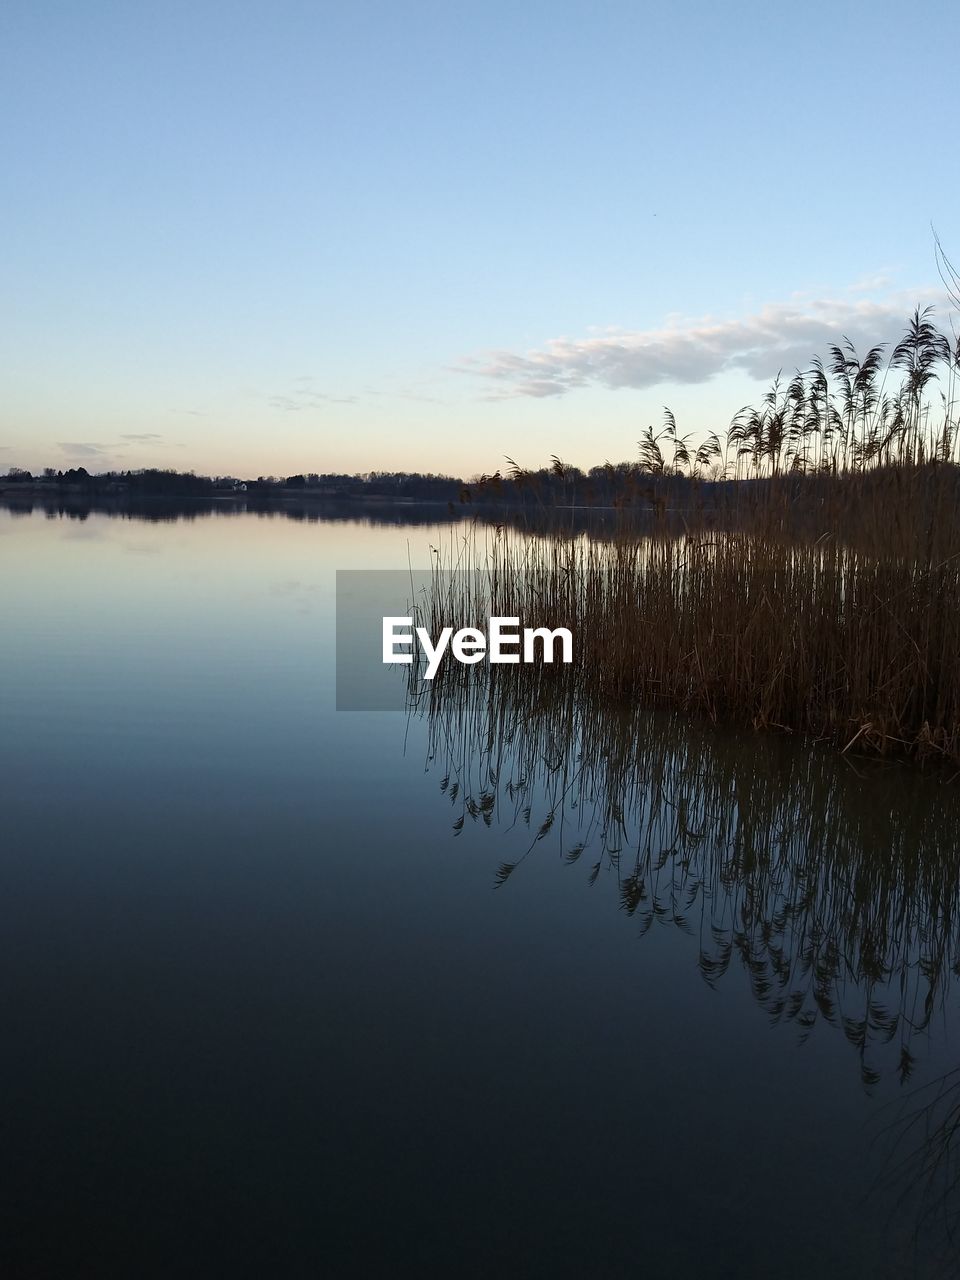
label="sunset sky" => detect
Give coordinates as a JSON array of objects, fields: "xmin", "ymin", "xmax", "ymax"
[{"xmin": 3, "ymin": 0, "xmax": 958, "ymax": 479}]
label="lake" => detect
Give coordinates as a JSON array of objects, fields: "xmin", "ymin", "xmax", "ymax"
[{"xmin": 2, "ymin": 501, "xmax": 959, "ymax": 1278}]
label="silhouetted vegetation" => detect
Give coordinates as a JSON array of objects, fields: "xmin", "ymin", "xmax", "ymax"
[
  {"xmin": 0, "ymin": 466, "xmax": 467, "ymax": 503},
  {"xmin": 413, "ymin": 303, "xmax": 960, "ymax": 765}
]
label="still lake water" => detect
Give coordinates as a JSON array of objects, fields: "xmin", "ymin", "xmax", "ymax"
[{"xmin": 2, "ymin": 501, "xmax": 960, "ymax": 1278}]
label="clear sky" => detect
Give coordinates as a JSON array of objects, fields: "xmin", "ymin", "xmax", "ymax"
[{"xmin": 2, "ymin": 0, "xmax": 958, "ymax": 479}]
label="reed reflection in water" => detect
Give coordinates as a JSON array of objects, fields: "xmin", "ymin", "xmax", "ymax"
[{"xmin": 408, "ymin": 655, "xmax": 960, "ymax": 1254}]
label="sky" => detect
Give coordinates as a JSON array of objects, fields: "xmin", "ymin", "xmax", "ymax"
[{"xmin": 2, "ymin": 0, "xmax": 958, "ymax": 480}]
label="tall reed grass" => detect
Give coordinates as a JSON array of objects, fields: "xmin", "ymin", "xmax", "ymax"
[{"xmin": 431, "ymin": 308, "xmax": 960, "ymax": 764}]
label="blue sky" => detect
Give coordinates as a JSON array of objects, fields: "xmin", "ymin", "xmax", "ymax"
[{"xmin": 2, "ymin": 0, "xmax": 958, "ymax": 478}]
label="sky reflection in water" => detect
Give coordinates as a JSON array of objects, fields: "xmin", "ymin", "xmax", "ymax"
[{"xmin": 1, "ymin": 504, "xmax": 959, "ymax": 1278}]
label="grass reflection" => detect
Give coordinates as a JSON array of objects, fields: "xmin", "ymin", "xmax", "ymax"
[
  {"xmin": 409, "ymin": 659, "xmax": 960, "ymax": 1260},
  {"xmin": 408, "ymin": 661, "xmax": 960, "ymax": 1092}
]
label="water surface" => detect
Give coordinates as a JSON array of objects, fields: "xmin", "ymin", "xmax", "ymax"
[{"xmin": 2, "ymin": 503, "xmax": 959, "ymax": 1278}]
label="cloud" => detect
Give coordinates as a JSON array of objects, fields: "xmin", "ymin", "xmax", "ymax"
[
  {"xmin": 266, "ymin": 386, "xmax": 358, "ymax": 412},
  {"xmin": 120, "ymin": 432, "xmax": 164, "ymax": 442},
  {"xmin": 846, "ymin": 272, "xmax": 895, "ymax": 294},
  {"xmin": 57, "ymin": 441, "xmax": 110, "ymax": 457},
  {"xmin": 398, "ymin": 391, "xmax": 442, "ymax": 404},
  {"xmin": 269, "ymin": 393, "xmax": 357, "ymax": 410},
  {"xmin": 457, "ymin": 289, "xmax": 948, "ymax": 400}
]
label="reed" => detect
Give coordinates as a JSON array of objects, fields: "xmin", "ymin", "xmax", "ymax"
[{"xmin": 432, "ymin": 309, "xmax": 960, "ymax": 764}]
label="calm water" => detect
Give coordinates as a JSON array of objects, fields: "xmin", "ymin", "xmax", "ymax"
[{"xmin": 2, "ymin": 503, "xmax": 960, "ymax": 1278}]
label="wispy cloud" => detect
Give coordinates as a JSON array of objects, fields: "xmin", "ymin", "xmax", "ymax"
[
  {"xmin": 58, "ymin": 441, "xmax": 110, "ymax": 458},
  {"xmin": 457, "ymin": 289, "xmax": 947, "ymax": 400},
  {"xmin": 397, "ymin": 391, "xmax": 442, "ymax": 404},
  {"xmin": 120, "ymin": 432, "xmax": 164, "ymax": 442},
  {"xmin": 266, "ymin": 381, "xmax": 358, "ymax": 412}
]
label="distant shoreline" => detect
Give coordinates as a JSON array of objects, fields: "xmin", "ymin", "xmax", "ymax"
[{"xmin": 0, "ymin": 484, "xmax": 458, "ymax": 505}]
